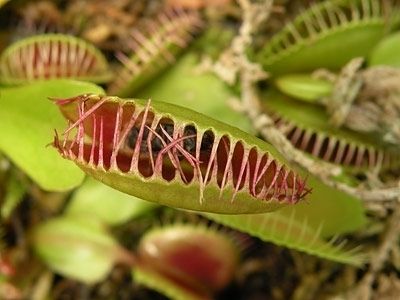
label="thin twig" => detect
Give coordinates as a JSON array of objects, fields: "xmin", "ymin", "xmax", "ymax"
[{"xmin": 345, "ymin": 201, "xmax": 400, "ymax": 299}]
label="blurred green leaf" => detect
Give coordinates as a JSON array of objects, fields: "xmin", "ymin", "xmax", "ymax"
[
  {"xmin": 67, "ymin": 178, "xmax": 157, "ymax": 225},
  {"xmin": 0, "ymin": 80, "xmax": 104, "ymax": 191},
  {"xmin": 275, "ymin": 74, "xmax": 333, "ymax": 102},
  {"xmin": 205, "ymin": 209, "xmax": 365, "ymax": 266},
  {"xmin": 137, "ymin": 53, "xmax": 252, "ymax": 133},
  {"xmin": 32, "ymin": 215, "xmax": 130, "ymax": 284},
  {"xmin": 202, "ymin": 172, "xmax": 366, "ymax": 265},
  {"xmin": 1, "ymin": 171, "xmax": 25, "ymax": 220},
  {"xmin": 279, "ymin": 175, "xmax": 366, "ymax": 238},
  {"xmin": 369, "ymin": 32, "xmax": 400, "ymax": 67}
]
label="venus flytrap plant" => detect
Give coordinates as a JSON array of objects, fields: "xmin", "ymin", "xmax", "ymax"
[
  {"xmin": 137, "ymin": 52, "xmax": 251, "ymax": 132},
  {"xmin": 133, "ymin": 223, "xmax": 240, "ymax": 300},
  {"xmin": 3, "ymin": 0, "xmax": 397, "ymax": 298},
  {"xmin": 31, "ymin": 179, "xmax": 157, "ymax": 285},
  {"xmin": 52, "ymin": 94, "xmax": 310, "ymax": 214},
  {"xmin": 108, "ymin": 7, "xmax": 204, "ymax": 97},
  {"xmin": 204, "ymin": 210, "xmax": 366, "ymax": 266},
  {"xmin": 0, "ymin": 34, "xmax": 111, "ymax": 85},
  {"xmin": 279, "ymin": 174, "xmax": 366, "ymax": 238},
  {"xmin": 271, "ymin": 58, "xmax": 400, "ymax": 147},
  {"xmin": 261, "ymin": 89, "xmax": 400, "ymax": 174},
  {"xmin": 183, "ymin": 126, "xmax": 367, "ymax": 262},
  {"xmin": 33, "ymin": 201, "xmax": 240, "ymax": 299},
  {"xmin": 255, "ymin": 0, "xmax": 399, "ymax": 76}
]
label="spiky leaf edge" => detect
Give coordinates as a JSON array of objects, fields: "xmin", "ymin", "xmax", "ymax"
[
  {"xmin": 262, "ymin": 90, "xmax": 400, "ymax": 173},
  {"xmin": 52, "ymin": 94, "xmax": 310, "ymax": 214},
  {"xmin": 0, "ymin": 34, "xmax": 112, "ymax": 85},
  {"xmin": 256, "ymin": 0, "xmax": 399, "ymax": 75},
  {"xmin": 204, "ymin": 211, "xmax": 366, "ymax": 266},
  {"xmin": 108, "ymin": 8, "xmax": 204, "ymax": 97}
]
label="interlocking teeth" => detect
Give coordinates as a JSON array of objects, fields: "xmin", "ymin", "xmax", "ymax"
[
  {"xmin": 0, "ymin": 34, "xmax": 111, "ymax": 84},
  {"xmin": 108, "ymin": 8, "xmax": 204, "ymax": 97},
  {"xmin": 52, "ymin": 95, "xmax": 311, "ymax": 214},
  {"xmin": 256, "ymin": 0, "xmax": 399, "ymax": 75}
]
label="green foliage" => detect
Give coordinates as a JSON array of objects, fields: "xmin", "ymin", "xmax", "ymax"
[
  {"xmin": 369, "ymin": 32, "xmax": 400, "ymax": 67},
  {"xmin": 275, "ymin": 74, "xmax": 333, "ymax": 102},
  {"xmin": 134, "ymin": 267, "xmax": 205, "ymax": 300},
  {"xmin": 0, "ymin": 2, "xmax": 392, "ymax": 300},
  {"xmin": 0, "ymin": 80, "xmax": 103, "ymax": 191},
  {"xmin": 196, "ymin": 169, "xmax": 366, "ymax": 264},
  {"xmin": 279, "ymin": 174, "xmax": 366, "ymax": 238},
  {"xmin": 256, "ymin": 0, "xmax": 396, "ymax": 75},
  {"xmin": 261, "ymin": 89, "xmax": 399, "ymax": 172},
  {"xmin": 205, "ymin": 210, "xmax": 365, "ymax": 266},
  {"xmin": 67, "ymin": 178, "xmax": 157, "ymax": 225},
  {"xmin": 1, "ymin": 171, "xmax": 25, "ymax": 220},
  {"xmin": 108, "ymin": 9, "xmax": 203, "ymax": 97},
  {"xmin": 55, "ymin": 95, "xmax": 309, "ymax": 214},
  {"xmin": 137, "ymin": 53, "xmax": 252, "ymax": 133},
  {"xmin": 0, "ymin": 34, "xmax": 111, "ymax": 85},
  {"xmin": 32, "ymin": 215, "xmax": 129, "ymax": 284}
]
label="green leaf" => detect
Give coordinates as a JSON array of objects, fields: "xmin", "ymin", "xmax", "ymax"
[
  {"xmin": 32, "ymin": 215, "xmax": 128, "ymax": 284},
  {"xmin": 134, "ymin": 267, "xmax": 205, "ymax": 300},
  {"xmin": 369, "ymin": 32, "xmax": 400, "ymax": 67},
  {"xmin": 279, "ymin": 175, "xmax": 366, "ymax": 238},
  {"xmin": 202, "ymin": 172, "xmax": 366, "ymax": 266},
  {"xmin": 1, "ymin": 170, "xmax": 25, "ymax": 220},
  {"xmin": 260, "ymin": 89, "xmax": 397, "ymax": 172},
  {"xmin": 255, "ymin": 0, "xmax": 395, "ymax": 75},
  {"xmin": 136, "ymin": 53, "xmax": 252, "ymax": 133},
  {"xmin": 204, "ymin": 209, "xmax": 365, "ymax": 266},
  {"xmin": 67, "ymin": 178, "xmax": 157, "ymax": 225},
  {"xmin": 275, "ymin": 74, "xmax": 333, "ymax": 102},
  {"xmin": 108, "ymin": 10, "xmax": 202, "ymax": 97},
  {"xmin": 0, "ymin": 80, "xmax": 104, "ymax": 191}
]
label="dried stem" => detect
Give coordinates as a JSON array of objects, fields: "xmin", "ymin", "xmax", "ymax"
[
  {"xmin": 321, "ymin": 57, "xmax": 364, "ymax": 127},
  {"xmin": 344, "ymin": 201, "xmax": 400, "ymax": 299},
  {"xmin": 317, "ymin": 60, "xmax": 400, "ymax": 144}
]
